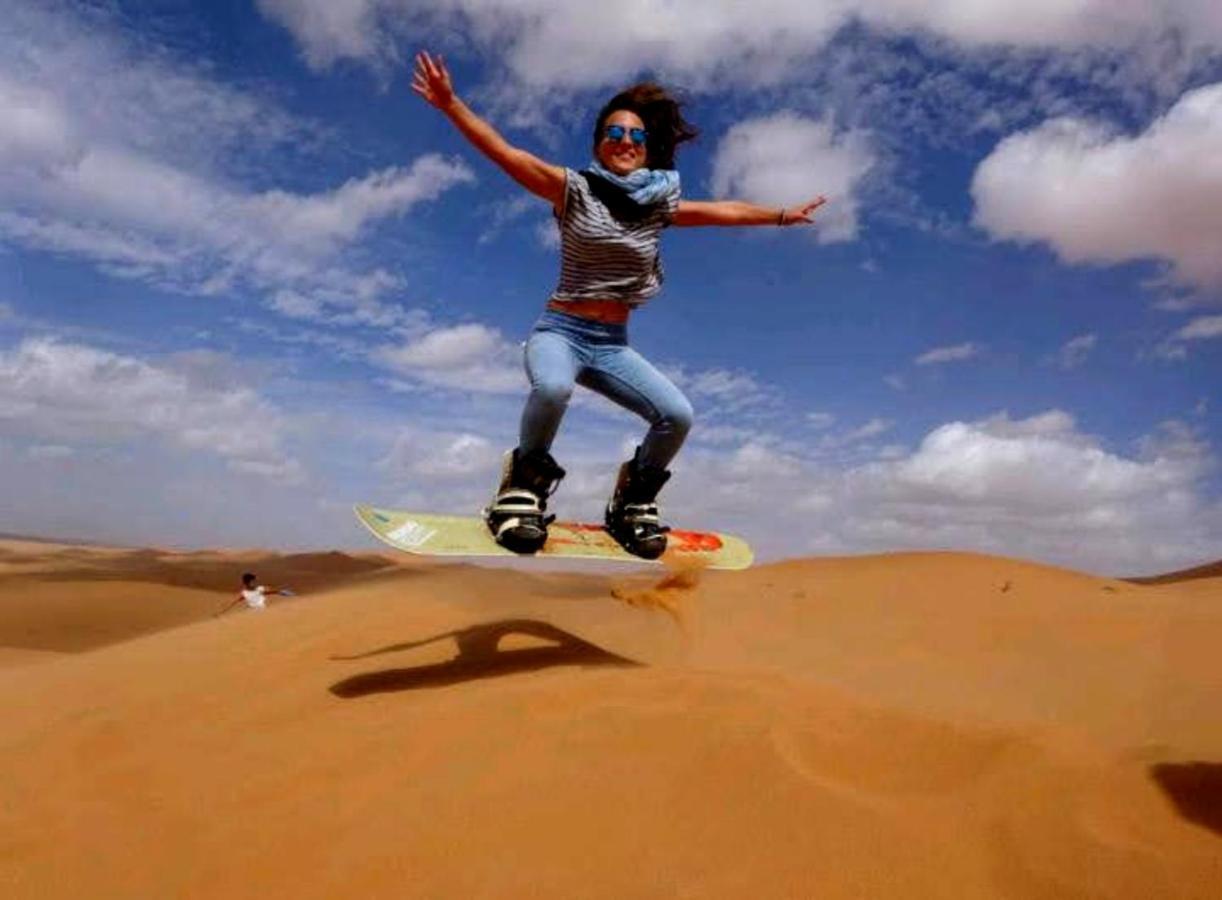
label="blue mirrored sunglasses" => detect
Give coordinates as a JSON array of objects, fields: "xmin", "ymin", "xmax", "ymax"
[{"xmin": 603, "ymin": 124, "xmax": 648, "ymax": 145}]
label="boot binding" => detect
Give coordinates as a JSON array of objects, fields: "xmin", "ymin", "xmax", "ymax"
[
  {"xmin": 484, "ymin": 448, "xmax": 565, "ymax": 554},
  {"xmin": 605, "ymin": 451, "xmax": 671, "ymax": 560}
]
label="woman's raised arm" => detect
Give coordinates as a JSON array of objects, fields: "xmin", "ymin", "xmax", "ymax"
[
  {"xmin": 672, "ymin": 196, "xmax": 827, "ymax": 227},
  {"xmin": 413, "ymin": 51, "xmax": 565, "ymax": 207}
]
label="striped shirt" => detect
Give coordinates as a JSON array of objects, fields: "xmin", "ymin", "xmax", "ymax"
[{"xmin": 550, "ymin": 167, "xmax": 680, "ymax": 307}]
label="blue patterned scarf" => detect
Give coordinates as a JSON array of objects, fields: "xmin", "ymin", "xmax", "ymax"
[{"xmin": 586, "ymin": 160, "xmax": 680, "ymax": 206}]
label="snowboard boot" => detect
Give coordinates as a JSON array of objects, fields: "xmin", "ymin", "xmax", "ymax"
[
  {"xmin": 605, "ymin": 448, "xmax": 672, "ymax": 560},
  {"xmin": 484, "ymin": 448, "xmax": 566, "ymax": 554}
]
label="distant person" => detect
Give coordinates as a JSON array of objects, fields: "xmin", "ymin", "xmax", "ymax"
[
  {"xmin": 412, "ymin": 51, "xmax": 826, "ymax": 560},
  {"xmin": 214, "ymin": 572, "xmax": 292, "ymax": 617}
]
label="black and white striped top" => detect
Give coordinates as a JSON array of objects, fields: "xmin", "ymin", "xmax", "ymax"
[{"xmin": 550, "ymin": 167, "xmax": 681, "ymax": 307}]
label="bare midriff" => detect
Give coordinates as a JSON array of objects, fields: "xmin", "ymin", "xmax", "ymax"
[{"xmin": 547, "ymin": 298, "xmax": 631, "ymax": 325}]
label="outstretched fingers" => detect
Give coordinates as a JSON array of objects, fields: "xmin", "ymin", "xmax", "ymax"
[
  {"xmin": 413, "ymin": 50, "xmax": 454, "ymax": 107},
  {"xmin": 787, "ymin": 195, "xmax": 828, "ymax": 225}
]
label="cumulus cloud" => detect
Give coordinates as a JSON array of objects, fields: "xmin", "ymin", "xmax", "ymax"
[
  {"xmin": 665, "ymin": 366, "xmax": 781, "ymax": 419},
  {"xmin": 1175, "ymin": 315, "xmax": 1222, "ymax": 341},
  {"xmin": 4, "ymin": 3, "xmax": 307, "ymax": 170},
  {"xmin": 1052, "ymin": 333, "xmax": 1097, "ymax": 369},
  {"xmin": 972, "ymin": 82, "xmax": 1222, "ymax": 291},
  {"xmin": 838, "ymin": 418, "xmax": 895, "ymax": 444},
  {"xmin": 255, "ymin": 0, "xmax": 394, "ymax": 71},
  {"xmin": 826, "ymin": 411, "xmax": 1218, "ymax": 571},
  {"xmin": 669, "ymin": 409, "xmax": 1218, "ymax": 574},
  {"xmin": 1154, "ymin": 314, "xmax": 1222, "ymax": 359},
  {"xmin": 710, "ymin": 113, "xmax": 876, "ymax": 243},
  {"xmin": 0, "ymin": 3, "xmax": 474, "ymax": 326},
  {"xmin": 858, "ymin": 410, "xmax": 1176, "ymax": 511},
  {"xmin": 867, "ymin": 0, "xmax": 1222, "ymax": 50},
  {"xmin": 534, "ymin": 218, "xmax": 561, "ymax": 250},
  {"xmin": 372, "ymin": 323, "xmax": 525, "ymax": 393},
  {"xmin": 0, "ymin": 338, "xmax": 304, "ymax": 483},
  {"xmin": 0, "ymin": 105, "xmax": 472, "ymax": 322},
  {"xmin": 915, "ymin": 342, "xmax": 982, "ymax": 365},
  {"xmin": 379, "ymin": 427, "xmax": 502, "ymax": 481},
  {"xmin": 258, "ymin": 1, "xmax": 1222, "ymax": 86}
]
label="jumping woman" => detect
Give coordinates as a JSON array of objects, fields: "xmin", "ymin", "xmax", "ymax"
[{"xmin": 412, "ymin": 51, "xmax": 825, "ymax": 559}]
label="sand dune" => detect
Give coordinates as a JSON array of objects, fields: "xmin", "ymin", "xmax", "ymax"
[
  {"xmin": 0, "ymin": 539, "xmax": 1219, "ymax": 897},
  {"xmin": 1127, "ymin": 558, "xmax": 1222, "ymax": 585},
  {"xmin": 0, "ymin": 539, "xmax": 392, "ymax": 651}
]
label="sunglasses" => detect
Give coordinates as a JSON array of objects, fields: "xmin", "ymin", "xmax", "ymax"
[{"xmin": 602, "ymin": 124, "xmax": 648, "ymax": 145}]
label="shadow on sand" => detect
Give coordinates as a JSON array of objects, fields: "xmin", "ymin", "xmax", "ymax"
[
  {"xmin": 1149, "ymin": 762, "xmax": 1222, "ymax": 837},
  {"xmin": 329, "ymin": 618, "xmax": 640, "ymax": 697}
]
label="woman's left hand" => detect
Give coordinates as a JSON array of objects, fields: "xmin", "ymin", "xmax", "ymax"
[
  {"xmin": 781, "ymin": 196, "xmax": 827, "ymax": 226},
  {"xmin": 412, "ymin": 50, "xmax": 456, "ymax": 111}
]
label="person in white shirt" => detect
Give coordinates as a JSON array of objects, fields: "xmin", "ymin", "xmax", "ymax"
[{"xmin": 215, "ymin": 572, "xmax": 290, "ymax": 617}]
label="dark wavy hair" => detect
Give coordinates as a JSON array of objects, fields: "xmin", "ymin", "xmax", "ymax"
[{"xmin": 591, "ymin": 82, "xmax": 698, "ymax": 171}]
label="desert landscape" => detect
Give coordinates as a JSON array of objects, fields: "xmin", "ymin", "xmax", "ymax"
[{"xmin": 0, "ymin": 536, "xmax": 1219, "ymax": 898}]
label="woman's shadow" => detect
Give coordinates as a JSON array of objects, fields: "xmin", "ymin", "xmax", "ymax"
[{"xmin": 329, "ymin": 618, "xmax": 640, "ymax": 698}]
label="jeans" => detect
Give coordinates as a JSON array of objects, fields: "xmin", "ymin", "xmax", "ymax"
[{"xmin": 519, "ymin": 308, "xmax": 693, "ymax": 470}]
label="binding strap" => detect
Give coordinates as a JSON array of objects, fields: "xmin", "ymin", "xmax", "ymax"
[
  {"xmin": 620, "ymin": 502, "xmax": 670, "ymax": 536},
  {"xmin": 489, "ymin": 488, "xmax": 543, "ymax": 515}
]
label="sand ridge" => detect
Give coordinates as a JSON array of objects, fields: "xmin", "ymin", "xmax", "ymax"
[{"xmin": 0, "ymin": 539, "xmax": 1219, "ymax": 897}]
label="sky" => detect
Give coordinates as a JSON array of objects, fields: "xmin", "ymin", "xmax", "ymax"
[{"xmin": 1, "ymin": 0, "xmax": 1219, "ymax": 576}]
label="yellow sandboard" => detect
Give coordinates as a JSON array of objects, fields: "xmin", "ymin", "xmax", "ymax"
[{"xmin": 354, "ymin": 505, "xmax": 753, "ymax": 570}]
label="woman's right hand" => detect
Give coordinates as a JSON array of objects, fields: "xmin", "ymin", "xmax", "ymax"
[{"xmin": 412, "ymin": 51, "xmax": 456, "ymax": 111}]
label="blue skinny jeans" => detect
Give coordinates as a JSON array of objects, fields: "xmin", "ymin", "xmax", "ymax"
[{"xmin": 519, "ymin": 308, "xmax": 693, "ymax": 470}]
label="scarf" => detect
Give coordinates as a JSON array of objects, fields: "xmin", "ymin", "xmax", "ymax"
[{"xmin": 586, "ymin": 160, "xmax": 680, "ymax": 207}]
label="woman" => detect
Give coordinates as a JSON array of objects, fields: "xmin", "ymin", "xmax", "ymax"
[{"xmin": 412, "ymin": 51, "xmax": 825, "ymax": 559}]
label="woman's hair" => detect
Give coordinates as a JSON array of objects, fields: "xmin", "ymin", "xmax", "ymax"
[
  {"xmin": 592, "ymin": 82, "xmax": 698, "ymax": 170},
  {"xmin": 242, "ymin": 572, "xmax": 256, "ymax": 587}
]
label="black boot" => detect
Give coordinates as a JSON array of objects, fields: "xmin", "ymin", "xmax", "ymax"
[
  {"xmin": 484, "ymin": 448, "xmax": 565, "ymax": 554},
  {"xmin": 605, "ymin": 448, "xmax": 671, "ymax": 560}
]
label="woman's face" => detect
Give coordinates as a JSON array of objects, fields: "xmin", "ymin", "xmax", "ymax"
[{"xmin": 597, "ymin": 109, "xmax": 648, "ymax": 175}]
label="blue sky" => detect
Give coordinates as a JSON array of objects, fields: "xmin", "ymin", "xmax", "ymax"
[{"xmin": 1, "ymin": 0, "xmax": 1219, "ymax": 575}]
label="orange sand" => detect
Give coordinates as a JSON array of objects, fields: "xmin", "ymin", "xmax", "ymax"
[{"xmin": 0, "ymin": 538, "xmax": 1219, "ymax": 898}]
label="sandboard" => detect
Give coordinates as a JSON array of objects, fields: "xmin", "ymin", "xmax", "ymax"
[{"xmin": 354, "ymin": 504, "xmax": 753, "ymax": 570}]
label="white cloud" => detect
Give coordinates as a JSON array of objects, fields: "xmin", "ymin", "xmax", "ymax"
[
  {"xmin": 1054, "ymin": 333, "xmax": 1097, "ymax": 369},
  {"xmin": 867, "ymin": 0, "xmax": 1222, "ymax": 50},
  {"xmin": 373, "ymin": 323, "xmax": 525, "ymax": 393},
  {"xmin": 534, "ymin": 218, "xmax": 561, "ymax": 250},
  {"xmin": 840, "ymin": 418, "xmax": 895, "ymax": 444},
  {"xmin": 1154, "ymin": 313, "xmax": 1222, "ymax": 359},
  {"xmin": 0, "ymin": 114, "xmax": 472, "ymax": 322},
  {"xmin": 478, "ymin": 193, "xmax": 543, "ymax": 244},
  {"xmin": 915, "ymin": 342, "xmax": 981, "ymax": 365},
  {"xmin": 669, "ymin": 409, "xmax": 1218, "ymax": 574},
  {"xmin": 861, "ymin": 411, "xmax": 1176, "ymax": 510},
  {"xmin": 1175, "ymin": 315, "xmax": 1222, "ymax": 341},
  {"xmin": 710, "ymin": 113, "xmax": 876, "ymax": 243},
  {"xmin": 0, "ymin": 3, "xmax": 474, "ymax": 326},
  {"xmin": 0, "ymin": 338, "xmax": 304, "ymax": 483},
  {"xmin": 255, "ymin": 0, "xmax": 394, "ymax": 71},
  {"xmin": 380, "ymin": 427, "xmax": 502, "ymax": 481},
  {"xmin": 258, "ymin": 1, "xmax": 1222, "ymax": 86},
  {"xmin": 973, "ymin": 82, "xmax": 1222, "ymax": 291},
  {"xmin": 4, "ymin": 3, "xmax": 307, "ymax": 170},
  {"xmin": 664, "ymin": 364, "xmax": 782, "ymax": 421}
]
